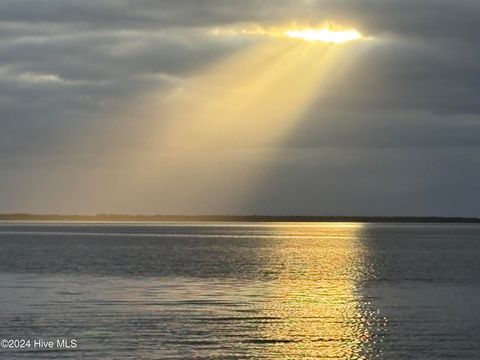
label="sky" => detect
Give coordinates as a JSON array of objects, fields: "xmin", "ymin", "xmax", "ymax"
[{"xmin": 1, "ymin": 0, "xmax": 479, "ymax": 216}]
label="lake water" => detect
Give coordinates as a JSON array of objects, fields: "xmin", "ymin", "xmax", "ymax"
[{"xmin": 0, "ymin": 222, "xmax": 479, "ymax": 359}]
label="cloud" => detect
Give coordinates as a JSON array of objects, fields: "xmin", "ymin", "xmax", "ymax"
[{"xmin": 0, "ymin": 0, "xmax": 479, "ymax": 214}]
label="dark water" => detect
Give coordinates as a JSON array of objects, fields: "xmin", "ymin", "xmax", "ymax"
[{"xmin": 0, "ymin": 222, "xmax": 479, "ymax": 359}]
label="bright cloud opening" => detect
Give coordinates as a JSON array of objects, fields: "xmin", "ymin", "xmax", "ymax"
[
  {"xmin": 211, "ymin": 23, "xmax": 364, "ymax": 44},
  {"xmin": 285, "ymin": 28, "xmax": 362, "ymax": 43}
]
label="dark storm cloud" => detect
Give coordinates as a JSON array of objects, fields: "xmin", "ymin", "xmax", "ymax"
[{"xmin": 0, "ymin": 0, "xmax": 479, "ymax": 214}]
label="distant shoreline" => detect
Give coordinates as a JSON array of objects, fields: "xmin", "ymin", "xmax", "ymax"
[{"xmin": 0, "ymin": 214, "xmax": 479, "ymax": 223}]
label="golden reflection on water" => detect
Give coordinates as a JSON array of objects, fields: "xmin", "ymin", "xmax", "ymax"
[
  {"xmin": 258, "ymin": 223, "xmax": 382, "ymax": 359},
  {"xmin": 83, "ymin": 223, "xmax": 384, "ymax": 359}
]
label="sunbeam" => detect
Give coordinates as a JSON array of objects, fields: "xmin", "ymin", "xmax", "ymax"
[
  {"xmin": 119, "ymin": 39, "xmax": 350, "ymax": 210},
  {"xmin": 159, "ymin": 40, "xmax": 340, "ymax": 150},
  {"xmin": 78, "ymin": 28, "xmax": 369, "ymax": 213}
]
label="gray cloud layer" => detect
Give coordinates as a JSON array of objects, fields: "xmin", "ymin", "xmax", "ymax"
[{"xmin": 1, "ymin": 0, "xmax": 479, "ymax": 215}]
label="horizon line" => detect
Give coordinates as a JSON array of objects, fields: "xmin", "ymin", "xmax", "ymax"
[{"xmin": 0, "ymin": 213, "xmax": 479, "ymax": 223}]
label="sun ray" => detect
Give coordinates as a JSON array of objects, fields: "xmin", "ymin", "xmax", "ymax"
[
  {"xmin": 157, "ymin": 41, "xmax": 341, "ymax": 151},
  {"xmin": 114, "ymin": 40, "xmax": 349, "ymax": 210},
  {"xmin": 89, "ymin": 26, "xmax": 369, "ymax": 212}
]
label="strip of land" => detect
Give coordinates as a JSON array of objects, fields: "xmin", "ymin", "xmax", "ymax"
[{"xmin": 0, "ymin": 214, "xmax": 479, "ymax": 223}]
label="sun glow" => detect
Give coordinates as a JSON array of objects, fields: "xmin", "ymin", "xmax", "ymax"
[
  {"xmin": 212, "ymin": 23, "xmax": 364, "ymax": 44},
  {"xmin": 285, "ymin": 28, "xmax": 362, "ymax": 43}
]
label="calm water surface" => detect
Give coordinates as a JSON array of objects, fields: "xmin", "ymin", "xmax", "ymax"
[{"xmin": 0, "ymin": 222, "xmax": 479, "ymax": 359}]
